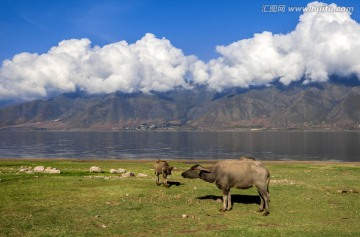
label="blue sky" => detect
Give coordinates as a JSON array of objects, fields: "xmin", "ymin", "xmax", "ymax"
[
  {"xmin": 1, "ymin": 0, "xmax": 360, "ymax": 102},
  {"xmin": 1, "ymin": 0, "xmax": 358, "ymax": 62}
]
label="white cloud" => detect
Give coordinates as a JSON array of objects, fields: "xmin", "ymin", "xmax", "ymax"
[
  {"xmin": 193, "ymin": 1, "xmax": 360, "ymax": 90},
  {"xmin": 0, "ymin": 33, "xmax": 194, "ymax": 101},
  {"xmin": 1, "ymin": 2, "xmax": 360, "ymax": 101}
]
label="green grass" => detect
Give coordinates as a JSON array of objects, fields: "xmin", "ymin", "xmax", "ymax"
[{"xmin": 0, "ymin": 159, "xmax": 359, "ymax": 237}]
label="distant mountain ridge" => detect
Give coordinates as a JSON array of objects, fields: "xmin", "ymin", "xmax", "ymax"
[{"xmin": 0, "ymin": 83, "xmax": 359, "ymax": 130}]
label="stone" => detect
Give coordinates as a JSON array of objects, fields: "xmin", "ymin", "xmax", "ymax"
[
  {"xmin": 121, "ymin": 172, "xmax": 135, "ymax": 178},
  {"xmin": 42, "ymin": 167, "xmax": 61, "ymax": 174},
  {"xmin": 48, "ymin": 169, "xmax": 61, "ymax": 174},
  {"xmin": 89, "ymin": 166, "xmax": 102, "ymax": 173},
  {"xmin": 19, "ymin": 166, "xmax": 33, "ymax": 173},
  {"xmin": 33, "ymin": 166, "xmax": 45, "ymax": 173},
  {"xmin": 117, "ymin": 168, "xmax": 126, "ymax": 173},
  {"xmin": 109, "ymin": 169, "xmax": 117, "ymax": 174},
  {"xmin": 110, "ymin": 168, "xmax": 126, "ymax": 174}
]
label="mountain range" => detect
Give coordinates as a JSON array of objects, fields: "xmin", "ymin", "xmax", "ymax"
[{"xmin": 0, "ymin": 82, "xmax": 359, "ymax": 130}]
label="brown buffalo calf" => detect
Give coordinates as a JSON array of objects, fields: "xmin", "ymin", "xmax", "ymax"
[{"xmin": 154, "ymin": 160, "xmax": 173, "ymax": 188}]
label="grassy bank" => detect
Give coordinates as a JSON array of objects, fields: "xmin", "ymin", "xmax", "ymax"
[{"xmin": 0, "ymin": 159, "xmax": 359, "ymax": 237}]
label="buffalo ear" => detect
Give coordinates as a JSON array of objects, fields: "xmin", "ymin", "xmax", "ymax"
[{"xmin": 170, "ymin": 167, "xmax": 174, "ymax": 171}]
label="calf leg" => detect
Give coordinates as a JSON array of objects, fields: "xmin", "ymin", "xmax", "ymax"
[
  {"xmin": 163, "ymin": 173, "xmax": 169, "ymax": 188},
  {"xmin": 156, "ymin": 174, "xmax": 161, "ymax": 185},
  {"xmin": 163, "ymin": 178, "xmax": 169, "ymax": 188}
]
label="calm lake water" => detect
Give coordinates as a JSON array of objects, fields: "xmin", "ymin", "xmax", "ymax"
[{"xmin": 0, "ymin": 130, "xmax": 359, "ymax": 162}]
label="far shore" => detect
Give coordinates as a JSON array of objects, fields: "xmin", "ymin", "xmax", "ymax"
[{"xmin": 1, "ymin": 126, "xmax": 360, "ymax": 132}]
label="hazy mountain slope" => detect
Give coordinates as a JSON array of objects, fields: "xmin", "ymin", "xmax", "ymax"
[{"xmin": 0, "ymin": 83, "xmax": 359, "ymax": 130}]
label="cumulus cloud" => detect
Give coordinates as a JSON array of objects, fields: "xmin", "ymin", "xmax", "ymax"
[
  {"xmin": 0, "ymin": 33, "xmax": 195, "ymax": 101},
  {"xmin": 1, "ymin": 1, "xmax": 360, "ymax": 101},
  {"xmin": 193, "ymin": 1, "xmax": 360, "ymax": 91}
]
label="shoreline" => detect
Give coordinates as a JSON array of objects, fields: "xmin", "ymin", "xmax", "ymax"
[{"xmin": 0, "ymin": 157, "xmax": 359, "ymax": 166}]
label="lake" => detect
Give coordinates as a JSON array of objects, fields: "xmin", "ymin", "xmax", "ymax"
[{"xmin": 0, "ymin": 130, "xmax": 359, "ymax": 162}]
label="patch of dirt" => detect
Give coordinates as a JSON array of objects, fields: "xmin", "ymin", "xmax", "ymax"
[
  {"xmin": 336, "ymin": 189, "xmax": 359, "ymax": 194},
  {"xmin": 271, "ymin": 179, "xmax": 298, "ymax": 185},
  {"xmin": 205, "ymin": 224, "xmax": 228, "ymax": 231},
  {"xmin": 105, "ymin": 201, "xmax": 120, "ymax": 206}
]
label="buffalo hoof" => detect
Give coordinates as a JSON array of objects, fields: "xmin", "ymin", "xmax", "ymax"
[
  {"xmin": 257, "ymin": 208, "xmax": 264, "ymax": 213},
  {"xmin": 262, "ymin": 212, "xmax": 270, "ymax": 216},
  {"xmin": 219, "ymin": 208, "xmax": 227, "ymax": 212}
]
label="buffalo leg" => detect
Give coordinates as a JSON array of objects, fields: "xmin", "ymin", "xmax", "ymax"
[
  {"xmin": 221, "ymin": 194, "xmax": 227, "ymax": 212},
  {"xmin": 257, "ymin": 191, "xmax": 265, "ymax": 212},
  {"xmin": 220, "ymin": 188, "xmax": 231, "ymax": 212},
  {"xmin": 257, "ymin": 187, "xmax": 270, "ymax": 216},
  {"xmin": 227, "ymin": 193, "xmax": 232, "ymax": 211}
]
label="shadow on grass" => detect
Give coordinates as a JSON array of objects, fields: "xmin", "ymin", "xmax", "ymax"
[
  {"xmin": 157, "ymin": 181, "xmax": 183, "ymax": 188},
  {"xmin": 196, "ymin": 194, "xmax": 260, "ymax": 205},
  {"xmin": 168, "ymin": 181, "xmax": 182, "ymax": 187}
]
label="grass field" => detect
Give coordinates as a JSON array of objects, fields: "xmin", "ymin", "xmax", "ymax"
[{"xmin": 0, "ymin": 159, "xmax": 359, "ymax": 237}]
